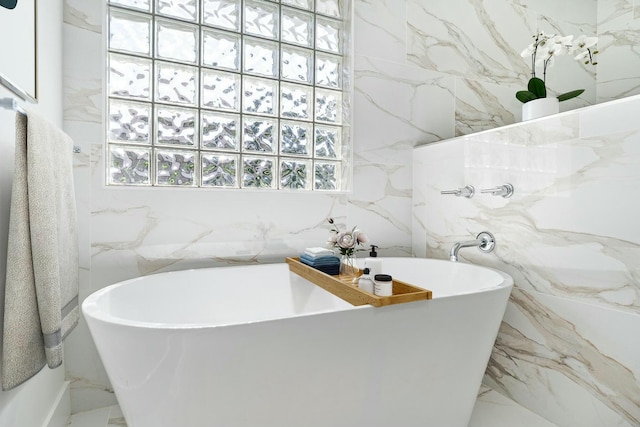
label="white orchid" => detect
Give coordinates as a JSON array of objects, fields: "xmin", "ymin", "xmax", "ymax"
[
  {"xmin": 516, "ymin": 31, "xmax": 599, "ymax": 104},
  {"xmin": 572, "ymin": 35, "xmax": 598, "ymax": 51}
]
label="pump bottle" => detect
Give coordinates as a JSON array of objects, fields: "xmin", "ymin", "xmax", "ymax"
[
  {"xmin": 356, "ymin": 268, "xmax": 374, "ymax": 293},
  {"xmin": 363, "ymin": 245, "xmax": 382, "ymax": 277}
]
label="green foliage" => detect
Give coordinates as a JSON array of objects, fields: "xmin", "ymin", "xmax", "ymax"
[
  {"xmin": 516, "ymin": 90, "xmax": 538, "ymax": 103},
  {"xmin": 516, "ymin": 78, "xmax": 585, "ymax": 104},
  {"xmin": 557, "ymin": 89, "xmax": 585, "ymax": 102}
]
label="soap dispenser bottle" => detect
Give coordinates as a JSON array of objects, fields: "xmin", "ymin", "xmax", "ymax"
[
  {"xmin": 364, "ymin": 245, "xmax": 382, "ymax": 277},
  {"xmin": 357, "ymin": 268, "xmax": 374, "ymax": 294}
]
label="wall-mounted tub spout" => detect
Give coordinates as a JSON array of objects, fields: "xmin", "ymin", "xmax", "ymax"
[{"xmin": 450, "ymin": 231, "xmax": 495, "ymax": 262}]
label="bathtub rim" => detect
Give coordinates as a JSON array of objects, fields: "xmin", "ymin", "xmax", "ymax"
[
  {"xmin": 82, "ymin": 258, "xmax": 513, "ymax": 331},
  {"xmin": 82, "ymin": 264, "xmax": 368, "ymax": 331}
]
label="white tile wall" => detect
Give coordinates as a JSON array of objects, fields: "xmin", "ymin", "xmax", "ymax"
[{"xmin": 413, "ymin": 96, "xmax": 640, "ymax": 427}]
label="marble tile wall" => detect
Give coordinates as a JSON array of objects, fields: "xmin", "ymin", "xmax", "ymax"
[
  {"xmin": 62, "ymin": 0, "xmax": 639, "ymax": 414},
  {"xmin": 597, "ymin": 0, "xmax": 640, "ymax": 102},
  {"xmin": 406, "ymin": 0, "xmax": 597, "ymax": 135},
  {"xmin": 413, "ymin": 95, "xmax": 640, "ymax": 427}
]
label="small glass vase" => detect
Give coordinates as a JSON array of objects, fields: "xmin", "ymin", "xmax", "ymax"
[{"xmin": 339, "ymin": 253, "xmax": 358, "ymax": 277}]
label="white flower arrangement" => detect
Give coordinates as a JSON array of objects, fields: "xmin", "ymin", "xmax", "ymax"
[
  {"xmin": 327, "ymin": 218, "xmax": 367, "ymax": 256},
  {"xmin": 516, "ymin": 31, "xmax": 598, "ymax": 104}
]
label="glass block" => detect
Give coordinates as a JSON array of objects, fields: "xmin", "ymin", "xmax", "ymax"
[
  {"xmin": 243, "ymin": 116, "xmax": 276, "ymax": 153},
  {"xmin": 243, "ymin": 37, "xmax": 278, "ymax": 78},
  {"xmin": 109, "ymin": 53, "xmax": 151, "ymax": 99},
  {"xmin": 202, "ymin": 28, "xmax": 240, "ymax": 71},
  {"xmin": 281, "ymin": 7, "xmax": 313, "ymax": 47},
  {"xmin": 156, "ymin": 150, "xmax": 197, "ymax": 186},
  {"xmin": 156, "ymin": 19, "xmax": 198, "ymax": 64},
  {"xmin": 109, "ymin": 100, "xmax": 151, "ymax": 143},
  {"xmin": 109, "ymin": 8, "xmax": 151, "ymax": 55},
  {"xmin": 314, "ymin": 124, "xmax": 340, "ymax": 158},
  {"xmin": 242, "ymin": 156, "xmax": 277, "ymax": 189},
  {"xmin": 281, "ymin": 0, "xmax": 313, "ymax": 11},
  {"xmin": 201, "ymin": 69, "xmax": 240, "ymax": 111},
  {"xmin": 281, "ymin": 45, "xmax": 313, "ymax": 83},
  {"xmin": 280, "ymin": 120, "xmax": 311, "ymax": 156},
  {"xmin": 156, "ymin": 106, "xmax": 197, "ymax": 146},
  {"xmin": 108, "ymin": 145, "xmax": 151, "ymax": 185},
  {"xmin": 202, "ymin": 112, "xmax": 239, "ymax": 150},
  {"xmin": 243, "ymin": 77, "xmax": 278, "ymax": 116},
  {"xmin": 314, "ymin": 161, "xmax": 339, "ymax": 190},
  {"xmin": 315, "ymin": 52, "xmax": 341, "ymax": 89},
  {"xmin": 202, "ymin": 153, "xmax": 238, "ymax": 187},
  {"xmin": 244, "ymin": 0, "xmax": 279, "ymax": 40},
  {"xmin": 202, "ymin": 0, "xmax": 241, "ymax": 31},
  {"xmin": 280, "ymin": 158, "xmax": 311, "ymax": 190},
  {"xmin": 316, "ymin": 16, "xmax": 342, "ymax": 54},
  {"xmin": 315, "ymin": 88, "xmax": 342, "ymax": 123},
  {"xmin": 110, "ymin": 0, "xmax": 151, "ymax": 12},
  {"xmin": 280, "ymin": 82, "xmax": 312, "ymax": 120},
  {"xmin": 156, "ymin": 0, "xmax": 197, "ymax": 21},
  {"xmin": 316, "ymin": 0, "xmax": 341, "ymax": 18},
  {"xmin": 156, "ymin": 62, "xmax": 198, "ymax": 105}
]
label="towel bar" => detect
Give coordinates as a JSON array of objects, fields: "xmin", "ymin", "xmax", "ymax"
[{"xmin": 0, "ymin": 97, "xmax": 81, "ymax": 153}]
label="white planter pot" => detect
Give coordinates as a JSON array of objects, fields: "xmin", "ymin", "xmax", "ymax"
[{"xmin": 522, "ymin": 97, "xmax": 560, "ymax": 121}]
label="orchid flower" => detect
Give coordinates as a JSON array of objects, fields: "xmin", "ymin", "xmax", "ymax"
[{"xmin": 516, "ymin": 32, "xmax": 598, "ymax": 104}]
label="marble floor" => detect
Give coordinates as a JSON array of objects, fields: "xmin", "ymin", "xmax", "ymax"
[{"xmin": 67, "ymin": 386, "xmax": 558, "ymax": 427}]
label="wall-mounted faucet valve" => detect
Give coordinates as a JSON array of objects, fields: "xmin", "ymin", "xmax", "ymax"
[
  {"xmin": 449, "ymin": 231, "xmax": 495, "ymax": 262},
  {"xmin": 441, "ymin": 185, "xmax": 475, "ymax": 198},
  {"xmin": 480, "ymin": 183, "xmax": 514, "ymax": 198}
]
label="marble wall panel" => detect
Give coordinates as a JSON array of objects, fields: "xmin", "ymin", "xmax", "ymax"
[
  {"xmin": 597, "ymin": 0, "xmax": 640, "ymax": 102},
  {"xmin": 413, "ymin": 95, "xmax": 640, "ymax": 427},
  {"xmin": 454, "ymin": 77, "xmax": 521, "ymax": 136},
  {"xmin": 406, "ymin": 0, "xmax": 600, "ymax": 135},
  {"xmin": 354, "ymin": 0, "xmax": 406, "ymax": 63},
  {"xmin": 514, "ymin": 0, "xmax": 597, "ymax": 24},
  {"xmin": 406, "ymin": 0, "xmax": 534, "ymax": 85},
  {"xmin": 486, "ymin": 289, "xmax": 640, "ymax": 427},
  {"xmin": 354, "ymin": 56, "xmax": 455, "ymax": 164}
]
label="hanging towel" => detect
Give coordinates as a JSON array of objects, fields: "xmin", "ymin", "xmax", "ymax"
[{"xmin": 2, "ymin": 111, "xmax": 79, "ymax": 391}]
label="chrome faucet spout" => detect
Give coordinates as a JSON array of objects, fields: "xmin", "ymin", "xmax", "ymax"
[
  {"xmin": 450, "ymin": 240, "xmax": 482, "ymax": 262},
  {"xmin": 449, "ymin": 231, "xmax": 496, "ymax": 262}
]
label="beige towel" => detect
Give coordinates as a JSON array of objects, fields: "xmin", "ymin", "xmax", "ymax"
[{"xmin": 2, "ymin": 111, "xmax": 79, "ymax": 391}]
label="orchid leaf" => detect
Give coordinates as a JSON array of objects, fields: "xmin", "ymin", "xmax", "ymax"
[
  {"xmin": 516, "ymin": 90, "xmax": 538, "ymax": 103},
  {"xmin": 557, "ymin": 89, "xmax": 585, "ymax": 102},
  {"xmin": 527, "ymin": 77, "xmax": 547, "ymax": 98}
]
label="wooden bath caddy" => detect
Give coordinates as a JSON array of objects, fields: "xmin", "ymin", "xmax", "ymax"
[{"xmin": 286, "ymin": 257, "xmax": 432, "ymax": 307}]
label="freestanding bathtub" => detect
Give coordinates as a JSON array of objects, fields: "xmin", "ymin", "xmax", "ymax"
[{"xmin": 83, "ymin": 258, "xmax": 513, "ymax": 427}]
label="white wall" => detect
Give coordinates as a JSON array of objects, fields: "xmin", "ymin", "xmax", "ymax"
[
  {"xmin": 596, "ymin": 0, "xmax": 640, "ymax": 102},
  {"xmin": 0, "ymin": 1, "xmax": 69, "ymax": 426},
  {"xmin": 413, "ymin": 96, "xmax": 640, "ymax": 427}
]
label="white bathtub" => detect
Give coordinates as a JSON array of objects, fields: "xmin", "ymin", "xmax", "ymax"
[{"xmin": 83, "ymin": 258, "xmax": 513, "ymax": 427}]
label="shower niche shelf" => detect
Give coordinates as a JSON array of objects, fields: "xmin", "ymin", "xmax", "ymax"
[{"xmin": 286, "ymin": 257, "xmax": 432, "ymax": 307}]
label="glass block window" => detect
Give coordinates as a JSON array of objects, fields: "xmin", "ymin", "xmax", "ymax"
[{"xmin": 106, "ymin": 0, "xmax": 351, "ymax": 191}]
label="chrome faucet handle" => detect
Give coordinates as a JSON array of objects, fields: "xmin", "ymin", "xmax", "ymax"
[
  {"xmin": 440, "ymin": 185, "xmax": 475, "ymax": 198},
  {"xmin": 480, "ymin": 183, "xmax": 514, "ymax": 198}
]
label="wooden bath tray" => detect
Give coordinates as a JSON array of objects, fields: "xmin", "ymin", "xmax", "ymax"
[{"xmin": 286, "ymin": 257, "xmax": 432, "ymax": 307}]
